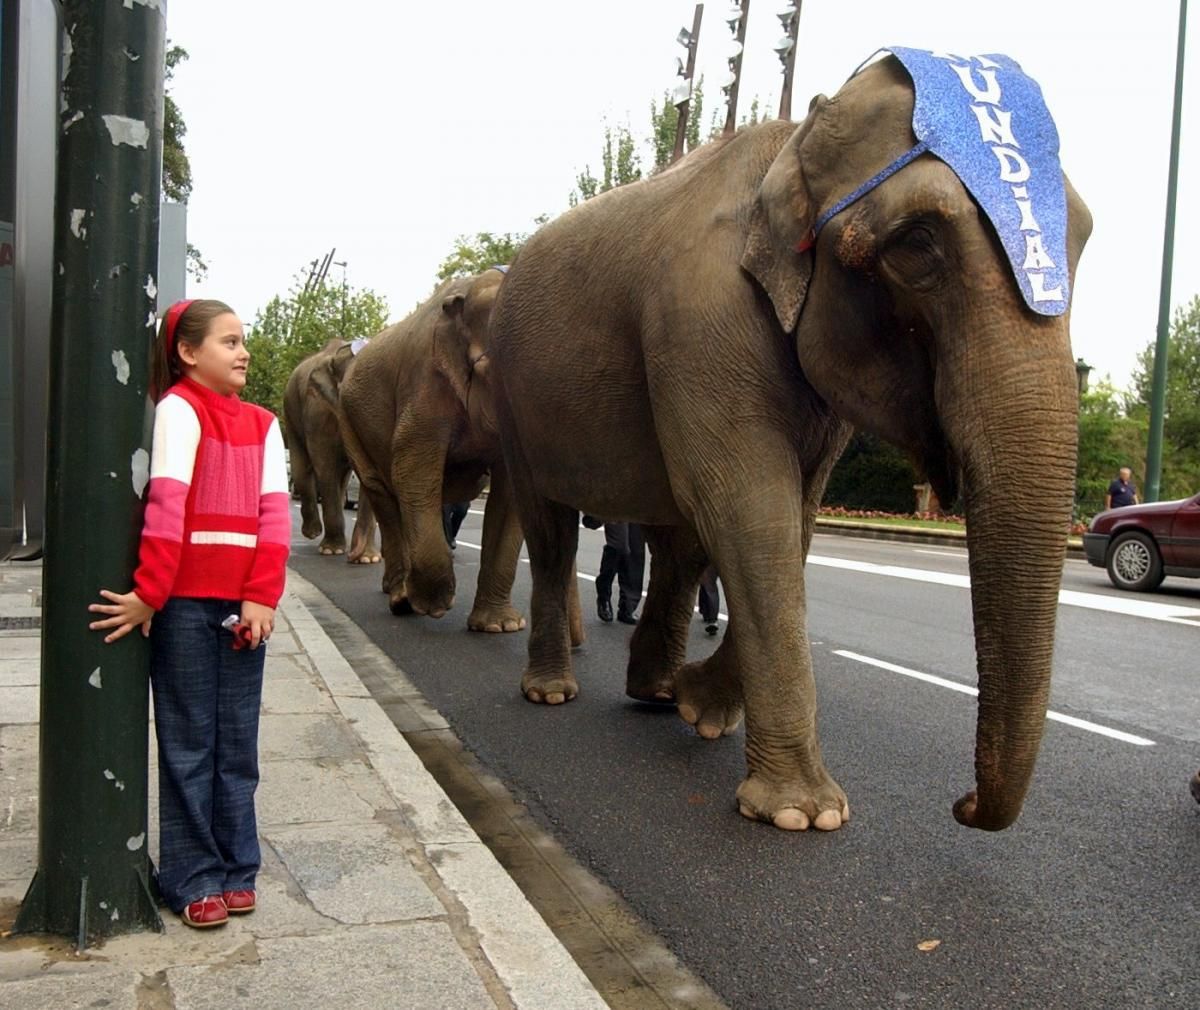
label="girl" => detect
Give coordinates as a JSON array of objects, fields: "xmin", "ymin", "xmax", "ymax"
[{"xmin": 89, "ymin": 299, "xmax": 290, "ymax": 929}]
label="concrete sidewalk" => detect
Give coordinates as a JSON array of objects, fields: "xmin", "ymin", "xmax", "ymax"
[{"xmin": 0, "ymin": 559, "xmax": 610, "ymax": 1009}]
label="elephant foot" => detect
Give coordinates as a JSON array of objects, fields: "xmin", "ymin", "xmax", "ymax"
[
  {"xmin": 389, "ymin": 592, "xmax": 414, "ymax": 616},
  {"xmin": 624, "ymin": 668, "xmax": 676, "ymax": 705},
  {"xmin": 674, "ymin": 658, "xmax": 742, "ymax": 739},
  {"xmin": 521, "ymin": 668, "xmax": 579, "ymax": 706},
  {"xmin": 348, "ymin": 552, "xmax": 381, "ymax": 565},
  {"xmin": 736, "ymin": 771, "xmax": 850, "ymax": 832},
  {"xmin": 319, "ymin": 543, "xmax": 346, "ymax": 556},
  {"xmin": 467, "ymin": 602, "xmax": 526, "ymax": 634},
  {"xmin": 405, "ymin": 577, "xmax": 455, "ymax": 619},
  {"xmin": 300, "ymin": 514, "xmax": 322, "ymax": 541}
]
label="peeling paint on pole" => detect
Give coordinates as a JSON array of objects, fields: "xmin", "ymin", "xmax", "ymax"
[
  {"xmin": 131, "ymin": 448, "xmax": 150, "ymax": 498},
  {"xmin": 112, "ymin": 350, "xmax": 131, "ymax": 385},
  {"xmin": 102, "ymin": 115, "xmax": 149, "ymax": 149},
  {"xmin": 16, "ymin": 0, "xmax": 167, "ymax": 945}
]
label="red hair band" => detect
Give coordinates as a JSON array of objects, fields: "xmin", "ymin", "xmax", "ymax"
[{"xmin": 163, "ymin": 299, "xmax": 195, "ymax": 359}]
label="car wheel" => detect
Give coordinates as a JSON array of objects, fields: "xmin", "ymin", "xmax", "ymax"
[{"xmin": 1105, "ymin": 531, "xmax": 1165, "ymax": 591}]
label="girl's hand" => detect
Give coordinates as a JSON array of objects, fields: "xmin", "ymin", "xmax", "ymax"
[
  {"xmin": 88, "ymin": 589, "xmax": 155, "ymax": 643},
  {"xmin": 240, "ymin": 601, "xmax": 275, "ymax": 649}
]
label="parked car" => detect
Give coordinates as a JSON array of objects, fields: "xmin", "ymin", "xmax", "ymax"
[{"xmin": 1083, "ymin": 492, "xmax": 1200, "ymax": 591}]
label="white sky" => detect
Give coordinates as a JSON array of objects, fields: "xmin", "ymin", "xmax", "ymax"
[{"xmin": 168, "ymin": 1, "xmax": 1197, "ymax": 394}]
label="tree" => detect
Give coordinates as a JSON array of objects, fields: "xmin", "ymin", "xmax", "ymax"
[
  {"xmin": 436, "ymin": 230, "xmax": 527, "ymax": 281},
  {"xmin": 1075, "ymin": 381, "xmax": 1146, "ymax": 518},
  {"xmin": 242, "ymin": 271, "xmax": 389, "ymax": 421},
  {"xmin": 1128, "ymin": 294, "xmax": 1200, "ymax": 499},
  {"xmin": 822, "ymin": 432, "xmax": 919, "ymax": 514},
  {"xmin": 649, "ymin": 77, "xmax": 705, "ymax": 171},
  {"xmin": 162, "ymin": 42, "xmax": 206, "ymax": 282},
  {"xmin": 569, "ymin": 123, "xmax": 643, "ymax": 205}
]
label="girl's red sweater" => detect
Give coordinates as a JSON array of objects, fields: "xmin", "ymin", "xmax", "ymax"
[{"xmin": 133, "ymin": 377, "xmax": 290, "ymax": 611}]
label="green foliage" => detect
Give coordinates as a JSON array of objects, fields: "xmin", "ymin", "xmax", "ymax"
[
  {"xmin": 163, "ymin": 42, "xmax": 206, "ymax": 282},
  {"xmin": 162, "ymin": 44, "xmax": 191, "ymax": 203},
  {"xmin": 242, "ymin": 272, "xmax": 389, "ymax": 420},
  {"xmin": 823, "ymin": 432, "xmax": 919, "ymax": 514},
  {"xmin": 437, "ymin": 231, "xmax": 525, "ymax": 281},
  {"xmin": 1075, "ymin": 381, "xmax": 1146, "ymax": 517},
  {"xmin": 569, "ymin": 124, "xmax": 643, "ymax": 205},
  {"xmin": 649, "ymin": 77, "xmax": 705, "ymax": 171},
  {"xmin": 1128, "ymin": 294, "xmax": 1200, "ymax": 499}
]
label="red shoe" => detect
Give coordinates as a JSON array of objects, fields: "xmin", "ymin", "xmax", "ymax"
[
  {"xmin": 181, "ymin": 895, "xmax": 228, "ymax": 928},
  {"xmin": 222, "ymin": 888, "xmax": 256, "ymax": 914}
]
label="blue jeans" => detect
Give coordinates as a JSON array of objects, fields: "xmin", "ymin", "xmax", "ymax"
[{"xmin": 150, "ymin": 597, "xmax": 265, "ymax": 912}]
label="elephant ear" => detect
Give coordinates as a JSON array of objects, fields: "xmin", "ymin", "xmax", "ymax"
[
  {"xmin": 741, "ymin": 101, "xmax": 825, "ymax": 334},
  {"xmin": 434, "ymin": 290, "xmax": 472, "ymax": 405},
  {"xmin": 310, "ymin": 357, "xmax": 342, "ymax": 409}
]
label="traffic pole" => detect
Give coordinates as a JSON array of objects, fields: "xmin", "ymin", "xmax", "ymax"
[
  {"xmin": 722, "ymin": 0, "xmax": 751, "ymax": 136},
  {"xmin": 672, "ymin": 4, "xmax": 704, "ymax": 163},
  {"xmin": 777, "ymin": 2, "xmax": 802, "ymax": 120},
  {"xmin": 14, "ymin": 0, "xmax": 167, "ymax": 945},
  {"xmin": 1144, "ymin": 0, "xmax": 1187, "ymax": 502}
]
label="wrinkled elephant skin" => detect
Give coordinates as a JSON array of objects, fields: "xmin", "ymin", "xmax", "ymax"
[
  {"xmin": 338, "ymin": 271, "xmax": 530, "ymax": 633},
  {"xmin": 489, "ymin": 56, "xmax": 1091, "ymax": 833},
  {"xmin": 282, "ymin": 341, "xmax": 378, "ymax": 562}
]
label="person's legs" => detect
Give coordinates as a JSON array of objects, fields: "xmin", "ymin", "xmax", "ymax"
[
  {"xmin": 150, "ymin": 598, "xmax": 224, "ymax": 913},
  {"xmin": 697, "ymin": 564, "xmax": 720, "ymax": 632},
  {"xmin": 617, "ymin": 523, "xmax": 645, "ymax": 622},
  {"xmin": 597, "ymin": 522, "xmax": 628, "ymax": 621},
  {"xmin": 212, "ymin": 604, "xmax": 266, "ymax": 897},
  {"xmin": 448, "ymin": 500, "xmax": 470, "ymax": 541}
]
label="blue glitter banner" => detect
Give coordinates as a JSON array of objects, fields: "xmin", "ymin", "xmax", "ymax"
[{"xmin": 884, "ymin": 47, "xmax": 1070, "ymax": 316}]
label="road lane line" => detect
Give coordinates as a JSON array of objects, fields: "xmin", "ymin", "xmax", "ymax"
[
  {"xmin": 913, "ymin": 549, "xmax": 966, "ymax": 557},
  {"xmin": 833, "ymin": 650, "xmax": 1156, "ymax": 746},
  {"xmin": 809, "ymin": 554, "xmax": 1200, "ymax": 625}
]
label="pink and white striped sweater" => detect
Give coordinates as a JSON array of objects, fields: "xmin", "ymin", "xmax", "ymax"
[{"xmin": 133, "ymin": 376, "xmax": 290, "ymax": 611}]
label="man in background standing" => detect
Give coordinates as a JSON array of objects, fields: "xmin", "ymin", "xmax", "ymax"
[{"xmin": 1104, "ymin": 467, "xmax": 1139, "ymax": 510}]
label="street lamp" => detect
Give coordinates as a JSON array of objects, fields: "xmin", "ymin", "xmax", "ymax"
[
  {"xmin": 670, "ymin": 5, "xmax": 704, "ymax": 160},
  {"xmin": 777, "ymin": 1, "xmax": 802, "ymax": 119}
]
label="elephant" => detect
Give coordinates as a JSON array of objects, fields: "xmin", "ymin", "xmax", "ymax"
[
  {"xmin": 282, "ymin": 339, "xmax": 379, "ymax": 562},
  {"xmin": 488, "ymin": 51, "xmax": 1092, "ymax": 833},
  {"xmin": 338, "ymin": 269, "xmax": 552, "ymax": 635}
]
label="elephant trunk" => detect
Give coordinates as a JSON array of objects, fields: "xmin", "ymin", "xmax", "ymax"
[{"xmin": 941, "ymin": 317, "xmax": 1078, "ymax": 831}]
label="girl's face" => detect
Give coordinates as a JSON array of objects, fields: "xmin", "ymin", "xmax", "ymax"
[{"xmin": 179, "ymin": 312, "xmax": 249, "ymax": 396}]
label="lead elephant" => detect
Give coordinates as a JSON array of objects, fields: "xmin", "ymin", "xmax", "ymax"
[
  {"xmin": 489, "ymin": 52, "xmax": 1092, "ymax": 832},
  {"xmin": 282, "ymin": 340, "xmax": 378, "ymax": 562},
  {"xmin": 339, "ymin": 270, "xmax": 541, "ymax": 634}
]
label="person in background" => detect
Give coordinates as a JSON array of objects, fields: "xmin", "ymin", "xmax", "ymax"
[
  {"xmin": 1104, "ymin": 467, "xmax": 1139, "ymax": 510},
  {"xmin": 697, "ymin": 563, "xmax": 720, "ymax": 636},
  {"xmin": 443, "ymin": 500, "xmax": 470, "ymax": 549},
  {"xmin": 594, "ymin": 521, "xmax": 644, "ymax": 625}
]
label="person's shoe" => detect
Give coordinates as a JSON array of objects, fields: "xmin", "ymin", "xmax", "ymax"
[
  {"xmin": 705, "ymin": 622, "xmax": 719, "ymax": 636},
  {"xmin": 1191, "ymin": 770, "xmax": 1200, "ymax": 805},
  {"xmin": 597, "ymin": 599, "xmax": 614, "ymax": 623},
  {"xmin": 448, "ymin": 539, "xmax": 457, "ymax": 550},
  {"xmin": 222, "ymin": 888, "xmax": 256, "ymax": 914},
  {"xmin": 617, "ymin": 607, "xmax": 637, "ymax": 625},
  {"xmin": 181, "ymin": 895, "xmax": 228, "ymax": 928}
]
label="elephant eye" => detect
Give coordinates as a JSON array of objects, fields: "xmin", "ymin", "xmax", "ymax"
[{"xmin": 883, "ymin": 219, "xmax": 945, "ymax": 291}]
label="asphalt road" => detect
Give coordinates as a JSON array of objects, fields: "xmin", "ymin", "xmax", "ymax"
[{"xmin": 289, "ymin": 504, "xmax": 1200, "ymax": 1010}]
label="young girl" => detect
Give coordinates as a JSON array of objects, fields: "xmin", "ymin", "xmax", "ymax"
[{"xmin": 89, "ymin": 299, "xmax": 290, "ymax": 929}]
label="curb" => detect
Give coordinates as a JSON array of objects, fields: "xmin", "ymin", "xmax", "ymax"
[
  {"xmin": 280, "ymin": 573, "xmax": 610, "ymax": 1010},
  {"xmin": 813, "ymin": 518, "xmax": 1086, "ymax": 556}
]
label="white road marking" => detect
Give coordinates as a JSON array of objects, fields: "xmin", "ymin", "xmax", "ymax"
[
  {"xmin": 834, "ymin": 650, "xmax": 1156, "ymax": 746},
  {"xmin": 913, "ymin": 548, "xmax": 966, "ymax": 557},
  {"xmin": 808, "ymin": 554, "xmax": 1200, "ymax": 626}
]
